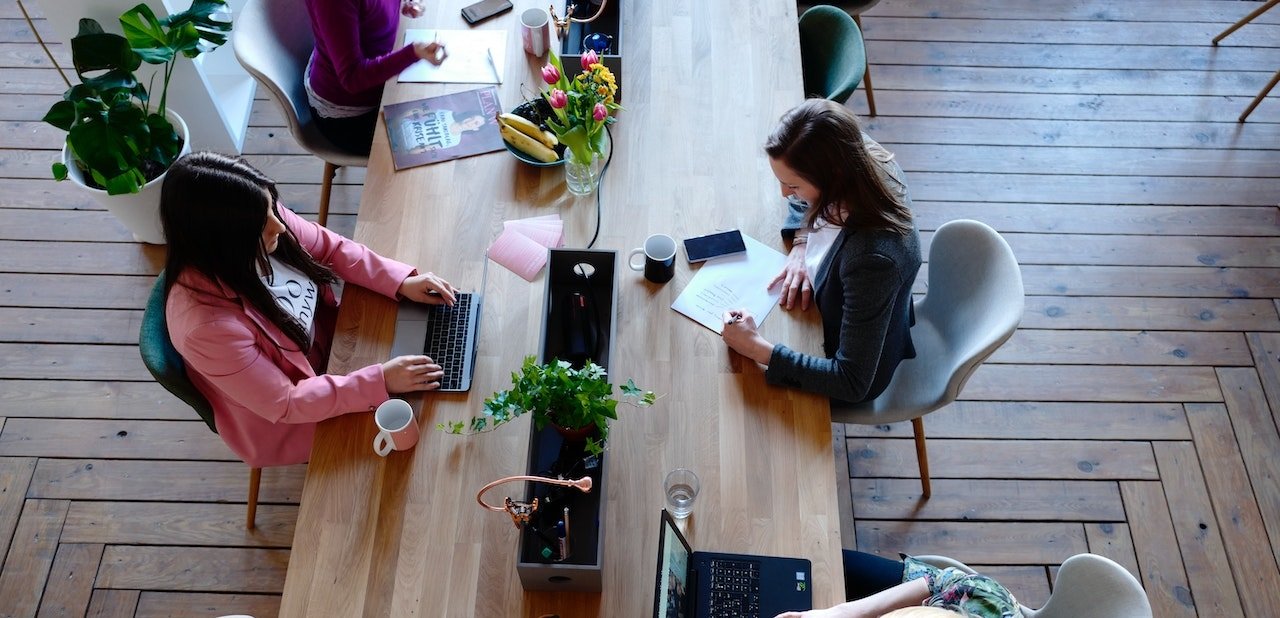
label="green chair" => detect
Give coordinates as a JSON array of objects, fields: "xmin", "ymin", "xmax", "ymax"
[
  {"xmin": 799, "ymin": 5, "xmax": 874, "ymax": 112},
  {"xmin": 140, "ymin": 271, "xmax": 262, "ymax": 529}
]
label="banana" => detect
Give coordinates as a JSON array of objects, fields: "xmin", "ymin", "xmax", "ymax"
[
  {"xmin": 499, "ymin": 113, "xmax": 558, "ymax": 149},
  {"xmin": 500, "ymin": 123, "xmax": 559, "ymax": 163}
]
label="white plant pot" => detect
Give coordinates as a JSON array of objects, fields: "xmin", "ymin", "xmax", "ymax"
[{"xmin": 61, "ymin": 110, "xmax": 191, "ymax": 245}]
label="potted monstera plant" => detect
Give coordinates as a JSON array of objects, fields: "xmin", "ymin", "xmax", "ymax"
[
  {"xmin": 43, "ymin": 0, "xmax": 231, "ymax": 243},
  {"xmin": 438, "ymin": 355, "xmax": 656, "ymax": 456}
]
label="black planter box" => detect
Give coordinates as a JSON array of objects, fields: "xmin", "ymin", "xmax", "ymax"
[
  {"xmin": 558, "ymin": 0, "xmax": 623, "ymax": 102},
  {"xmin": 516, "ymin": 249, "xmax": 618, "ymax": 591}
]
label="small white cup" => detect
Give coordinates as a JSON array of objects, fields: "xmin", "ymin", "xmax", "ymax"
[
  {"xmin": 521, "ymin": 8, "xmax": 550, "ymax": 57},
  {"xmin": 373, "ymin": 399, "xmax": 419, "ymax": 457}
]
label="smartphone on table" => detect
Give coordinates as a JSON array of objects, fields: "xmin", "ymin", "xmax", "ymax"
[
  {"xmin": 684, "ymin": 230, "xmax": 747, "ymax": 263},
  {"xmin": 461, "ymin": 0, "xmax": 513, "ymax": 25}
]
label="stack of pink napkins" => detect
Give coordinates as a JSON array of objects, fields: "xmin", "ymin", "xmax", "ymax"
[{"xmin": 487, "ymin": 214, "xmax": 565, "ymax": 281}]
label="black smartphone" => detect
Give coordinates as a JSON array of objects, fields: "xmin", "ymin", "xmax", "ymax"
[
  {"xmin": 684, "ymin": 230, "xmax": 747, "ymax": 263},
  {"xmin": 461, "ymin": 0, "xmax": 513, "ymax": 25}
]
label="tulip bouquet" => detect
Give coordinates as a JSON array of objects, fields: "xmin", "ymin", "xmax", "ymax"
[{"xmin": 539, "ymin": 49, "xmax": 621, "ymax": 166}]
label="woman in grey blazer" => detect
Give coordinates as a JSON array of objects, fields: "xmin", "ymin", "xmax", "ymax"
[{"xmin": 722, "ymin": 99, "xmax": 921, "ymax": 405}]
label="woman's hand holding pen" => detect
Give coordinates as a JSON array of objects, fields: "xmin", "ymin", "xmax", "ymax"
[
  {"xmin": 413, "ymin": 40, "xmax": 448, "ymax": 65},
  {"xmin": 770, "ymin": 244, "xmax": 813, "ymax": 311},
  {"xmin": 399, "ymin": 272, "xmax": 459, "ymax": 306},
  {"xmin": 721, "ymin": 310, "xmax": 774, "ymax": 365}
]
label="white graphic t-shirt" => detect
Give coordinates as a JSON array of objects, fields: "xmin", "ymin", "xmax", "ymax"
[{"xmin": 262, "ymin": 257, "xmax": 319, "ymax": 344}]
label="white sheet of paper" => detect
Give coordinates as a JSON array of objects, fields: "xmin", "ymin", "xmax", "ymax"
[
  {"xmin": 671, "ymin": 234, "xmax": 787, "ymax": 334},
  {"xmin": 400, "ymin": 29, "xmax": 506, "ymax": 84}
]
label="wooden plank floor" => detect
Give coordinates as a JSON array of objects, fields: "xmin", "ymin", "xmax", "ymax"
[{"xmin": 1, "ymin": 0, "xmax": 1279, "ymax": 615}]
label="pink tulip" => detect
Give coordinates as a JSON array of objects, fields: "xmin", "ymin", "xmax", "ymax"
[
  {"xmin": 548, "ymin": 89, "xmax": 568, "ymax": 109},
  {"xmin": 541, "ymin": 64, "xmax": 560, "ymax": 85},
  {"xmin": 581, "ymin": 50, "xmax": 599, "ymax": 70},
  {"xmin": 593, "ymin": 102, "xmax": 607, "ymax": 122}
]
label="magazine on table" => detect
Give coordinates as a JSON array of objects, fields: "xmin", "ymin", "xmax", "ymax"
[{"xmin": 383, "ymin": 86, "xmax": 504, "ymax": 170}]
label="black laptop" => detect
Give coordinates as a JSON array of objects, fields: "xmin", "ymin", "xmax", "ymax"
[{"xmin": 653, "ymin": 509, "xmax": 812, "ymax": 618}]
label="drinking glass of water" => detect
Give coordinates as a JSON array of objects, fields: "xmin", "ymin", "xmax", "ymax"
[{"xmin": 664, "ymin": 468, "xmax": 700, "ymax": 519}]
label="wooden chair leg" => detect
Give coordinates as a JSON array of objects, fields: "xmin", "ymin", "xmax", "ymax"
[
  {"xmin": 246, "ymin": 467, "xmax": 262, "ymax": 530},
  {"xmin": 911, "ymin": 417, "xmax": 931, "ymax": 499},
  {"xmin": 1213, "ymin": 0, "xmax": 1279, "ymax": 45},
  {"xmin": 318, "ymin": 162, "xmax": 338, "ymax": 228},
  {"xmin": 854, "ymin": 15, "xmax": 877, "ymax": 116},
  {"xmin": 1239, "ymin": 69, "xmax": 1280, "ymax": 123}
]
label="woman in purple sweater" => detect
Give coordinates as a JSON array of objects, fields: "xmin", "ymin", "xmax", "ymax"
[{"xmin": 304, "ymin": 0, "xmax": 447, "ymax": 155}]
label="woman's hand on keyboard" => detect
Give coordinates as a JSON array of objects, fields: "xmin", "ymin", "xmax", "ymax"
[
  {"xmin": 399, "ymin": 272, "xmax": 459, "ymax": 306},
  {"xmin": 383, "ymin": 355, "xmax": 445, "ymax": 393}
]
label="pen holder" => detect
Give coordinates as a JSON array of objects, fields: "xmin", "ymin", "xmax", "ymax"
[{"xmin": 516, "ymin": 249, "xmax": 618, "ymax": 591}]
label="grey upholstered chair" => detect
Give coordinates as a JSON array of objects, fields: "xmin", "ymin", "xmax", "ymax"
[
  {"xmin": 916, "ymin": 553, "xmax": 1153, "ymax": 617},
  {"xmin": 833, "ymin": 220, "xmax": 1024, "ymax": 497},
  {"xmin": 233, "ymin": 0, "xmax": 368, "ymax": 227}
]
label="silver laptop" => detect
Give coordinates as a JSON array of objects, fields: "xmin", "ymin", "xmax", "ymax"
[{"xmin": 390, "ymin": 261, "xmax": 487, "ymax": 392}]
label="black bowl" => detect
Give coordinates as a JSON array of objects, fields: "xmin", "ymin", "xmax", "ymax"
[{"xmin": 505, "ymin": 99, "xmax": 565, "ymax": 167}]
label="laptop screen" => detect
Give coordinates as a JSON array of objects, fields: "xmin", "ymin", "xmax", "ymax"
[{"xmin": 654, "ymin": 510, "xmax": 693, "ymax": 618}]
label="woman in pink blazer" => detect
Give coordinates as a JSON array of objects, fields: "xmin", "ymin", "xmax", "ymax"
[{"xmin": 160, "ymin": 152, "xmax": 457, "ymax": 467}]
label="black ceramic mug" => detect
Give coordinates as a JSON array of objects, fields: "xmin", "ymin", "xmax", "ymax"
[{"xmin": 628, "ymin": 234, "xmax": 676, "ymax": 284}]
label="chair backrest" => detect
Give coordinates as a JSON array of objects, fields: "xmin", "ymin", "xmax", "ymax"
[
  {"xmin": 916, "ymin": 553, "xmax": 1152, "ymax": 618},
  {"xmin": 836, "ymin": 219, "xmax": 1023, "ymax": 423},
  {"xmin": 139, "ymin": 272, "xmax": 218, "ymax": 434},
  {"xmin": 233, "ymin": 0, "xmax": 367, "ymax": 167},
  {"xmin": 1024, "ymin": 553, "xmax": 1153, "ymax": 618},
  {"xmin": 798, "ymin": 5, "xmax": 868, "ymax": 105}
]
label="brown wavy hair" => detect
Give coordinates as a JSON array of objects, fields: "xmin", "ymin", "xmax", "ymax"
[
  {"xmin": 764, "ymin": 98, "xmax": 912, "ymax": 234},
  {"xmin": 160, "ymin": 151, "xmax": 338, "ymax": 350}
]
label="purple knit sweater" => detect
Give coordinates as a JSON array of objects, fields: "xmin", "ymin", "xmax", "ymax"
[{"xmin": 304, "ymin": 0, "xmax": 419, "ymax": 109}]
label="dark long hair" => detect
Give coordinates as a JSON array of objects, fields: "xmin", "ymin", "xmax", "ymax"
[
  {"xmin": 764, "ymin": 98, "xmax": 912, "ymax": 234},
  {"xmin": 160, "ymin": 151, "xmax": 338, "ymax": 350}
]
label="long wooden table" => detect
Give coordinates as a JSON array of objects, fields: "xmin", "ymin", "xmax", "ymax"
[{"xmin": 279, "ymin": 1, "xmax": 843, "ymax": 615}]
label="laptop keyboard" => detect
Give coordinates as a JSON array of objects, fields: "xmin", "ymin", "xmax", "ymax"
[
  {"xmin": 707, "ymin": 558, "xmax": 761, "ymax": 617},
  {"xmin": 422, "ymin": 293, "xmax": 474, "ymax": 391}
]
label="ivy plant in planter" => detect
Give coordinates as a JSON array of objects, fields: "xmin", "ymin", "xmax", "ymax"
[
  {"xmin": 438, "ymin": 355, "xmax": 656, "ymax": 456},
  {"xmin": 44, "ymin": 0, "xmax": 231, "ymax": 195}
]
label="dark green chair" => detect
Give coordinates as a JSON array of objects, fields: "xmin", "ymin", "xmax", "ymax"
[
  {"xmin": 799, "ymin": 5, "xmax": 875, "ymax": 112},
  {"xmin": 140, "ymin": 271, "xmax": 262, "ymax": 529}
]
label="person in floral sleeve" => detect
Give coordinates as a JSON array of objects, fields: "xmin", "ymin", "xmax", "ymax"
[{"xmin": 774, "ymin": 551, "xmax": 1021, "ymax": 618}]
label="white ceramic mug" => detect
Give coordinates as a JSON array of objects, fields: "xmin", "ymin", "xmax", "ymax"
[
  {"xmin": 373, "ymin": 399, "xmax": 419, "ymax": 456},
  {"xmin": 521, "ymin": 8, "xmax": 550, "ymax": 57},
  {"xmin": 628, "ymin": 234, "xmax": 677, "ymax": 284}
]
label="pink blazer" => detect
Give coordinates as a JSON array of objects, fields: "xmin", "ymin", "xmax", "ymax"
[{"xmin": 166, "ymin": 206, "xmax": 415, "ymax": 467}]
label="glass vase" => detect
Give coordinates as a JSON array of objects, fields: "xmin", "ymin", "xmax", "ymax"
[{"xmin": 564, "ymin": 147, "xmax": 603, "ymax": 197}]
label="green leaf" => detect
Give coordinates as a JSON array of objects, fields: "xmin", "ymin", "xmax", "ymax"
[
  {"xmin": 70, "ymin": 31, "xmax": 141, "ymax": 76},
  {"xmin": 120, "ymin": 3, "xmax": 176, "ymax": 65},
  {"xmin": 51, "ymin": 162, "xmax": 68, "ymax": 181},
  {"xmin": 43, "ymin": 100, "xmax": 76, "ymax": 131},
  {"xmin": 144, "ymin": 112, "xmax": 182, "ymax": 168}
]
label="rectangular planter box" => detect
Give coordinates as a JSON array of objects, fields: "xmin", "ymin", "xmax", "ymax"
[
  {"xmin": 516, "ymin": 249, "xmax": 619, "ymax": 592},
  {"xmin": 558, "ymin": 0, "xmax": 623, "ymax": 102}
]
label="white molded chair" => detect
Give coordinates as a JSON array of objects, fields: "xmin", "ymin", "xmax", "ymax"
[
  {"xmin": 233, "ymin": 0, "xmax": 368, "ymax": 227},
  {"xmin": 916, "ymin": 553, "xmax": 1154, "ymax": 618},
  {"xmin": 833, "ymin": 220, "xmax": 1024, "ymax": 497}
]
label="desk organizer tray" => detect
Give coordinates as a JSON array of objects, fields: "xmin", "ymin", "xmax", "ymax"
[
  {"xmin": 558, "ymin": 0, "xmax": 623, "ymax": 102},
  {"xmin": 517, "ymin": 249, "xmax": 618, "ymax": 591}
]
